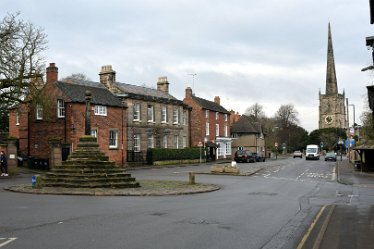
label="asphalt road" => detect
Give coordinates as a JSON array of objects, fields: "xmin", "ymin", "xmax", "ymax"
[{"xmin": 0, "ymin": 157, "xmax": 373, "ymax": 249}]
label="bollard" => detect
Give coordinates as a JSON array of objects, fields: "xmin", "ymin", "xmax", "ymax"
[{"xmin": 189, "ymin": 172, "xmax": 195, "ymax": 185}]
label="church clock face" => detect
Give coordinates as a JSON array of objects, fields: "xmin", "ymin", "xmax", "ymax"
[{"xmin": 325, "ymin": 115, "xmax": 333, "ymax": 124}]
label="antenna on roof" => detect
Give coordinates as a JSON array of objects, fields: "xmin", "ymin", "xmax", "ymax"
[{"xmin": 188, "ymin": 73, "xmax": 197, "ymax": 91}]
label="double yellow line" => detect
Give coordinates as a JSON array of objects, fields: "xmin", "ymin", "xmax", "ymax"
[{"xmin": 296, "ymin": 205, "xmax": 335, "ymax": 249}]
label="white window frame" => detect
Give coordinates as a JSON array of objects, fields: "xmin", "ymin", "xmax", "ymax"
[
  {"xmin": 174, "ymin": 135, "xmax": 179, "ymax": 149},
  {"xmin": 16, "ymin": 112, "xmax": 20, "ymax": 126},
  {"xmin": 36, "ymin": 104, "xmax": 43, "ymax": 120},
  {"xmin": 206, "ymin": 122, "xmax": 209, "ymax": 136},
  {"xmin": 224, "ymin": 125, "xmax": 228, "ymax": 137},
  {"xmin": 147, "ymin": 134, "xmax": 154, "ymax": 148},
  {"xmin": 224, "ymin": 114, "xmax": 228, "ymax": 122},
  {"xmin": 133, "ymin": 103, "xmax": 140, "ymax": 121},
  {"xmin": 173, "ymin": 107, "xmax": 179, "ymax": 124},
  {"xmin": 94, "ymin": 105, "xmax": 107, "ymax": 116},
  {"xmin": 226, "ymin": 142, "xmax": 232, "ymax": 155},
  {"xmin": 163, "ymin": 135, "xmax": 168, "ymax": 148},
  {"xmin": 133, "ymin": 134, "xmax": 140, "ymax": 152},
  {"xmin": 216, "ymin": 112, "xmax": 219, "ymax": 120},
  {"xmin": 205, "ymin": 110, "xmax": 209, "ymax": 119},
  {"xmin": 183, "ymin": 111, "xmax": 187, "ymax": 125},
  {"xmin": 147, "ymin": 104, "xmax": 155, "ymax": 122},
  {"xmin": 57, "ymin": 99, "xmax": 65, "ymax": 118},
  {"xmin": 161, "ymin": 106, "xmax": 167, "ymax": 123},
  {"xmin": 182, "ymin": 136, "xmax": 187, "ymax": 148},
  {"xmin": 216, "ymin": 124, "xmax": 219, "ymax": 136},
  {"xmin": 91, "ymin": 129, "xmax": 98, "ymax": 137},
  {"xmin": 109, "ymin": 130, "xmax": 118, "ymax": 149}
]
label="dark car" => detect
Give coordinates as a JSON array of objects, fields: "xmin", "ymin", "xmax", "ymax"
[
  {"xmin": 253, "ymin": 152, "xmax": 265, "ymax": 162},
  {"xmin": 234, "ymin": 150, "xmax": 256, "ymax": 163},
  {"xmin": 325, "ymin": 152, "xmax": 337, "ymax": 162}
]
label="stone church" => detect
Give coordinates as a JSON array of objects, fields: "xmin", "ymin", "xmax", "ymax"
[{"xmin": 319, "ymin": 23, "xmax": 347, "ymax": 129}]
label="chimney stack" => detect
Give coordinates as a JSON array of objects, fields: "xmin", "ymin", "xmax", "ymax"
[
  {"xmin": 157, "ymin": 76, "xmax": 169, "ymax": 93},
  {"xmin": 185, "ymin": 87, "xmax": 193, "ymax": 98},
  {"xmin": 46, "ymin": 63, "xmax": 58, "ymax": 84},
  {"xmin": 214, "ymin": 96, "xmax": 220, "ymax": 105},
  {"xmin": 99, "ymin": 65, "xmax": 116, "ymax": 91}
]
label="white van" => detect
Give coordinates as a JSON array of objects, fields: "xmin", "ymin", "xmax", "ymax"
[{"xmin": 305, "ymin": 144, "xmax": 320, "ymax": 160}]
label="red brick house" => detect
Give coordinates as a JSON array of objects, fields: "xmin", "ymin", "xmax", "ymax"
[
  {"xmin": 183, "ymin": 87, "xmax": 232, "ymax": 160},
  {"xmin": 9, "ymin": 63, "xmax": 127, "ymax": 166}
]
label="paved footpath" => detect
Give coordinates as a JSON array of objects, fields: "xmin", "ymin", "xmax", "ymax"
[{"xmin": 302, "ymin": 159, "xmax": 374, "ymax": 249}]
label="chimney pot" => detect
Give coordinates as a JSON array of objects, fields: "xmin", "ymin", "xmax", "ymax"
[
  {"xmin": 46, "ymin": 62, "xmax": 58, "ymax": 84},
  {"xmin": 99, "ymin": 65, "xmax": 116, "ymax": 91},
  {"xmin": 185, "ymin": 87, "xmax": 193, "ymax": 98},
  {"xmin": 214, "ymin": 96, "xmax": 220, "ymax": 105},
  {"xmin": 157, "ymin": 76, "xmax": 169, "ymax": 93}
]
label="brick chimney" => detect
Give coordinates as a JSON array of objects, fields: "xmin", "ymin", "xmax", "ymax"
[
  {"xmin": 185, "ymin": 87, "xmax": 193, "ymax": 98},
  {"xmin": 214, "ymin": 96, "xmax": 220, "ymax": 105},
  {"xmin": 46, "ymin": 63, "xmax": 58, "ymax": 84},
  {"xmin": 99, "ymin": 65, "xmax": 116, "ymax": 91},
  {"xmin": 157, "ymin": 76, "xmax": 169, "ymax": 93}
]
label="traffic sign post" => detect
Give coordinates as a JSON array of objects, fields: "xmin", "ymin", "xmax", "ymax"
[{"xmin": 198, "ymin": 141, "xmax": 203, "ymax": 163}]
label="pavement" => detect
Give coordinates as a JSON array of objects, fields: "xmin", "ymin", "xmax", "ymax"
[{"xmin": 336, "ymin": 158, "xmax": 374, "ymax": 187}]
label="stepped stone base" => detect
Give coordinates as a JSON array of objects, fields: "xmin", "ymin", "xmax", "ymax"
[{"xmin": 41, "ymin": 136, "xmax": 140, "ymax": 189}]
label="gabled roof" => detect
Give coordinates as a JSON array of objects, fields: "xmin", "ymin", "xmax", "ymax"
[
  {"xmin": 55, "ymin": 81, "xmax": 123, "ymax": 107},
  {"xmin": 231, "ymin": 115, "xmax": 261, "ymax": 134},
  {"xmin": 192, "ymin": 95, "xmax": 230, "ymax": 114}
]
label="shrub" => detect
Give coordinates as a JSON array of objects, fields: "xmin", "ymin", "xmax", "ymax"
[{"xmin": 146, "ymin": 148, "xmax": 204, "ymax": 164}]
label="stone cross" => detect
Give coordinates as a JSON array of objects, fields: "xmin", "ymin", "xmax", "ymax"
[{"xmin": 85, "ymin": 90, "xmax": 92, "ymax": 136}]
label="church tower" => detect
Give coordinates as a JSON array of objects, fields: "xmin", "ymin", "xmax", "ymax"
[{"xmin": 319, "ymin": 23, "xmax": 347, "ymax": 129}]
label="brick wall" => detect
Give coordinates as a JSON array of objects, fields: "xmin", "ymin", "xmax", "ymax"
[{"xmin": 9, "ymin": 80, "xmax": 127, "ymax": 166}]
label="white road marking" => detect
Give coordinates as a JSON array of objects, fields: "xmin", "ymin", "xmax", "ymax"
[
  {"xmin": 331, "ymin": 166, "xmax": 336, "ymax": 181},
  {"xmin": 0, "ymin": 238, "xmax": 17, "ymax": 247}
]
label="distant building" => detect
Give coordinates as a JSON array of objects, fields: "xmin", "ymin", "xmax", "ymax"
[
  {"xmin": 319, "ymin": 23, "xmax": 347, "ymax": 129},
  {"xmin": 231, "ymin": 115, "xmax": 265, "ymax": 157},
  {"xmin": 183, "ymin": 87, "xmax": 232, "ymax": 160}
]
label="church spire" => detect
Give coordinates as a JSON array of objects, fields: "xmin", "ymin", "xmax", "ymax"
[{"xmin": 325, "ymin": 22, "xmax": 338, "ymax": 95}]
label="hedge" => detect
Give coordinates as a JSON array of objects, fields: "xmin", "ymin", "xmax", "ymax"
[{"xmin": 146, "ymin": 147, "xmax": 205, "ymax": 164}]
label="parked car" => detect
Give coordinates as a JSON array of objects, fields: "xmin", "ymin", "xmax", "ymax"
[
  {"xmin": 253, "ymin": 153, "xmax": 265, "ymax": 162},
  {"xmin": 325, "ymin": 152, "xmax": 337, "ymax": 162},
  {"xmin": 293, "ymin": 150, "xmax": 303, "ymax": 158},
  {"xmin": 234, "ymin": 150, "xmax": 256, "ymax": 163}
]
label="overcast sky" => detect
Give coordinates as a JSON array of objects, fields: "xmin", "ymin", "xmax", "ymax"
[{"xmin": 2, "ymin": 0, "xmax": 374, "ymax": 132}]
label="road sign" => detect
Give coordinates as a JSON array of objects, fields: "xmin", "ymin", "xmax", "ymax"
[
  {"xmin": 275, "ymin": 142, "xmax": 278, "ymax": 147},
  {"xmin": 350, "ymin": 127, "xmax": 355, "ymax": 135},
  {"xmin": 198, "ymin": 141, "xmax": 203, "ymax": 147}
]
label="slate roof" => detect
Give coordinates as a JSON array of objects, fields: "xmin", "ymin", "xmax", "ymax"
[
  {"xmin": 116, "ymin": 82, "xmax": 177, "ymax": 100},
  {"xmin": 231, "ymin": 115, "xmax": 261, "ymax": 134},
  {"xmin": 192, "ymin": 95, "xmax": 230, "ymax": 114},
  {"xmin": 55, "ymin": 81, "xmax": 123, "ymax": 107}
]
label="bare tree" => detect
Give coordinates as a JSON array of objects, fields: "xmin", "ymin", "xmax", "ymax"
[
  {"xmin": 0, "ymin": 12, "xmax": 48, "ymax": 107},
  {"xmin": 61, "ymin": 73, "xmax": 91, "ymax": 83},
  {"xmin": 244, "ymin": 103, "xmax": 266, "ymax": 122},
  {"xmin": 275, "ymin": 104, "xmax": 299, "ymax": 128}
]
